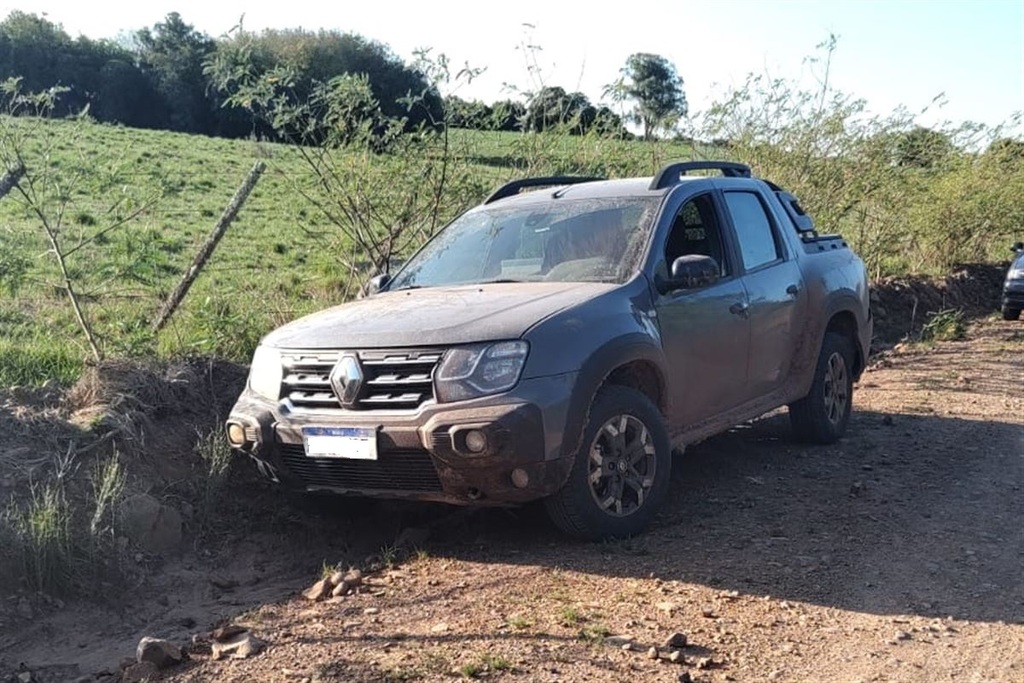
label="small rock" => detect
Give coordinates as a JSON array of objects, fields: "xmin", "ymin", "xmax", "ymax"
[
  {"xmin": 656, "ymin": 601, "xmax": 677, "ymax": 614},
  {"xmin": 121, "ymin": 662, "xmax": 159, "ymax": 683},
  {"xmin": 431, "ymin": 622, "xmax": 450, "ymax": 633},
  {"xmin": 17, "ymin": 671, "xmax": 33, "ymax": 683},
  {"xmin": 647, "ymin": 646, "xmax": 659, "ymax": 660},
  {"xmin": 604, "ymin": 635, "xmax": 634, "ymax": 647},
  {"xmin": 211, "ymin": 632, "xmax": 264, "ymax": 660},
  {"xmin": 303, "ymin": 578, "xmax": 332, "ymax": 602},
  {"xmin": 212, "ymin": 624, "xmax": 247, "ymax": 642},
  {"xmin": 850, "ymin": 481, "xmax": 865, "ymax": 496},
  {"xmin": 695, "ymin": 657, "xmax": 712, "ymax": 670},
  {"xmin": 364, "ymin": 607, "xmax": 380, "ymax": 615},
  {"xmin": 621, "ymin": 643, "xmax": 633, "ymax": 651},
  {"xmin": 678, "ymin": 673, "xmax": 693, "ymax": 683},
  {"xmin": 328, "ymin": 571, "xmax": 345, "ymax": 587},
  {"xmin": 895, "ymin": 630, "xmax": 911, "ymax": 641},
  {"xmin": 768, "ymin": 669, "xmax": 785, "ymax": 680},
  {"xmin": 343, "ymin": 569, "xmax": 364, "ymax": 587},
  {"xmin": 701, "ymin": 607, "xmax": 717, "ymax": 618},
  {"xmin": 331, "ymin": 581, "xmax": 350, "ymax": 598},
  {"xmin": 136, "ymin": 636, "xmax": 183, "ymax": 669},
  {"xmin": 665, "ymin": 632, "xmax": 688, "ymax": 649},
  {"xmin": 669, "ymin": 650, "xmax": 684, "ymax": 663}
]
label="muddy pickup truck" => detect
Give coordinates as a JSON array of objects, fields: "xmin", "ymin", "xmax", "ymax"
[{"xmin": 227, "ymin": 161, "xmax": 872, "ymax": 539}]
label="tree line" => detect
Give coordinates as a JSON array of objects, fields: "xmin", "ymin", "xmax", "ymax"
[{"xmin": 0, "ymin": 10, "xmax": 690, "ymax": 140}]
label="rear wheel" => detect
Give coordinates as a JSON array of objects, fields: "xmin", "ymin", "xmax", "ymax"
[
  {"xmin": 1002, "ymin": 306, "xmax": 1020, "ymax": 321},
  {"xmin": 545, "ymin": 386, "xmax": 671, "ymax": 540},
  {"xmin": 789, "ymin": 331, "xmax": 855, "ymax": 444}
]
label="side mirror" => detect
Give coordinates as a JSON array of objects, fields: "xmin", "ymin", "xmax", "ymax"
[
  {"xmin": 659, "ymin": 255, "xmax": 720, "ymax": 293},
  {"xmin": 1011, "ymin": 241, "xmax": 1023, "ymax": 253},
  {"xmin": 363, "ymin": 273, "xmax": 390, "ymax": 297}
]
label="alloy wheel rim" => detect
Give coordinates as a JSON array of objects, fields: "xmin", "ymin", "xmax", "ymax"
[
  {"xmin": 823, "ymin": 352, "xmax": 849, "ymax": 425},
  {"xmin": 586, "ymin": 414, "xmax": 656, "ymax": 517}
]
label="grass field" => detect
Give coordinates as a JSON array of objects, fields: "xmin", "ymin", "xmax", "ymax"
[
  {"xmin": 0, "ymin": 117, "xmax": 699, "ymax": 386},
  {"xmin": 1, "ymin": 115, "xmax": 1019, "ymax": 387}
]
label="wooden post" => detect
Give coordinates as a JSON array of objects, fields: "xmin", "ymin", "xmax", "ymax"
[
  {"xmin": 0, "ymin": 163, "xmax": 26, "ymax": 200},
  {"xmin": 152, "ymin": 161, "xmax": 266, "ymax": 333}
]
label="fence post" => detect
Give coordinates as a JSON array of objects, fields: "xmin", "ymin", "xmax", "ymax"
[{"xmin": 152, "ymin": 161, "xmax": 266, "ymax": 334}]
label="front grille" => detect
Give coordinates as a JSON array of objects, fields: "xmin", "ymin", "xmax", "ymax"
[
  {"xmin": 280, "ymin": 444, "xmax": 443, "ymax": 492},
  {"xmin": 280, "ymin": 349, "xmax": 443, "ymax": 411}
]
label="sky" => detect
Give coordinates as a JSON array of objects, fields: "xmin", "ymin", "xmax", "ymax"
[{"xmin": 4, "ymin": 0, "xmax": 1023, "ymax": 132}]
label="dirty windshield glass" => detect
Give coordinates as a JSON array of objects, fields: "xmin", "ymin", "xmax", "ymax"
[{"xmin": 388, "ymin": 197, "xmax": 660, "ymax": 290}]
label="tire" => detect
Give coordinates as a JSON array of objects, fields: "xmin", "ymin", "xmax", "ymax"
[
  {"xmin": 544, "ymin": 386, "xmax": 671, "ymax": 540},
  {"xmin": 1002, "ymin": 306, "xmax": 1020, "ymax": 321},
  {"xmin": 789, "ymin": 331, "xmax": 855, "ymax": 444}
]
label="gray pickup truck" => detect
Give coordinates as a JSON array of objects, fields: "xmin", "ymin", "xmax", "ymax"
[{"xmin": 227, "ymin": 161, "xmax": 872, "ymax": 539}]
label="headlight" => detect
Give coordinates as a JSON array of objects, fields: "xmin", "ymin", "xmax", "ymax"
[
  {"xmin": 248, "ymin": 345, "xmax": 282, "ymax": 401},
  {"xmin": 435, "ymin": 341, "xmax": 529, "ymax": 402},
  {"xmin": 1010, "ymin": 268, "xmax": 1024, "ymax": 279}
]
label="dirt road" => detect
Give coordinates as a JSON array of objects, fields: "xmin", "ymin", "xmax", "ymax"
[{"xmin": 3, "ymin": 319, "xmax": 1022, "ymax": 682}]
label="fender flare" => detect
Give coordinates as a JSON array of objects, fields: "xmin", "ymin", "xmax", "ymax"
[{"xmin": 559, "ymin": 334, "xmax": 670, "ymax": 460}]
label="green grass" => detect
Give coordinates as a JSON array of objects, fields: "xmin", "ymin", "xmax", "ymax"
[
  {"xmin": 0, "ymin": 116, "xmax": 699, "ymax": 386},
  {"xmin": 1, "ymin": 113, "xmax": 1018, "ymax": 388}
]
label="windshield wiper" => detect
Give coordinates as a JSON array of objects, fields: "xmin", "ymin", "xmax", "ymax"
[
  {"xmin": 474, "ymin": 278, "xmax": 526, "ymax": 285},
  {"xmin": 390, "ymin": 284, "xmax": 423, "ymax": 291}
]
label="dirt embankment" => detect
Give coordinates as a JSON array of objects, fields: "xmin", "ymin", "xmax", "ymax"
[{"xmin": 0, "ymin": 269, "xmax": 1021, "ymax": 683}]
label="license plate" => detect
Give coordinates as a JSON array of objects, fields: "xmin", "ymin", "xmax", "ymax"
[{"xmin": 301, "ymin": 427, "xmax": 378, "ymax": 460}]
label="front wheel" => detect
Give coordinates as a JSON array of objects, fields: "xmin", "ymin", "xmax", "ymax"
[
  {"xmin": 789, "ymin": 331, "xmax": 855, "ymax": 444},
  {"xmin": 544, "ymin": 386, "xmax": 671, "ymax": 540},
  {"xmin": 1002, "ymin": 306, "xmax": 1020, "ymax": 321}
]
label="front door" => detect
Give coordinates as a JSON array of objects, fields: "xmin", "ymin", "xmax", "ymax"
[{"xmin": 653, "ymin": 192, "xmax": 750, "ymax": 430}]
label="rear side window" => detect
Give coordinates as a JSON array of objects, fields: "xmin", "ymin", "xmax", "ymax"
[{"xmin": 723, "ymin": 191, "xmax": 781, "ymax": 271}]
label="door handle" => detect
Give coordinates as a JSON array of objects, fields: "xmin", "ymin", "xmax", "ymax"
[
  {"xmin": 729, "ymin": 301, "xmax": 750, "ymax": 318},
  {"xmin": 786, "ymin": 284, "xmax": 800, "ymax": 296}
]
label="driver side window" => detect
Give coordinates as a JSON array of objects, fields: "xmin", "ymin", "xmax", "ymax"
[{"xmin": 664, "ymin": 193, "xmax": 729, "ymax": 276}]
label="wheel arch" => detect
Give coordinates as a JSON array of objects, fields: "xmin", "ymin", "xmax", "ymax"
[{"xmin": 560, "ymin": 336, "xmax": 670, "ymax": 460}]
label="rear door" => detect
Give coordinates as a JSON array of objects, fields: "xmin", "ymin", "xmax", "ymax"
[
  {"xmin": 721, "ymin": 189, "xmax": 807, "ymax": 400},
  {"xmin": 653, "ymin": 191, "xmax": 750, "ymax": 429}
]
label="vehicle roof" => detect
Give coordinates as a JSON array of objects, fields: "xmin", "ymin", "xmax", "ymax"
[{"xmin": 484, "ymin": 175, "xmax": 715, "ymax": 206}]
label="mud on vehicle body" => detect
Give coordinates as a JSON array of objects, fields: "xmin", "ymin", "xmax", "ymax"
[{"xmin": 227, "ymin": 161, "xmax": 873, "ymax": 539}]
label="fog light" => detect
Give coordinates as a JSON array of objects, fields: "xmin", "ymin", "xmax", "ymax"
[
  {"xmin": 511, "ymin": 468, "xmax": 529, "ymax": 489},
  {"xmin": 464, "ymin": 429, "xmax": 487, "ymax": 453},
  {"xmin": 226, "ymin": 422, "xmax": 247, "ymax": 447}
]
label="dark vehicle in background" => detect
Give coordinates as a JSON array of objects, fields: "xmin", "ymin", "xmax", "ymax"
[
  {"xmin": 226, "ymin": 161, "xmax": 873, "ymax": 539},
  {"xmin": 1001, "ymin": 242, "xmax": 1024, "ymax": 321}
]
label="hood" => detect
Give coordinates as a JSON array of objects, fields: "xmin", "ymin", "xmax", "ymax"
[{"xmin": 262, "ymin": 281, "xmax": 617, "ymax": 349}]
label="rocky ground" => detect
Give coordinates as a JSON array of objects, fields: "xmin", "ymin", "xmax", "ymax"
[{"xmin": 1, "ymin": 316, "xmax": 1022, "ymax": 683}]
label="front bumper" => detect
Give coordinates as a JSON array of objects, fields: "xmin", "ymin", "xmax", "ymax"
[
  {"xmin": 226, "ymin": 373, "xmax": 577, "ymax": 505},
  {"xmin": 1002, "ymin": 283, "xmax": 1024, "ymax": 310}
]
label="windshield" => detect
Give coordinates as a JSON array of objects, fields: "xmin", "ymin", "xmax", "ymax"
[{"xmin": 388, "ymin": 197, "xmax": 660, "ymax": 290}]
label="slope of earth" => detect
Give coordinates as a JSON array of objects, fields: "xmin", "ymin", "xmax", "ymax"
[{"xmin": 2, "ymin": 319, "xmax": 1022, "ymax": 683}]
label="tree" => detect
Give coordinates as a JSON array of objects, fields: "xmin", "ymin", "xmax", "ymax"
[
  {"xmin": 209, "ymin": 28, "xmax": 443, "ymax": 133},
  {"xmin": 613, "ymin": 53, "xmax": 687, "ymax": 140},
  {"xmin": 134, "ymin": 13, "xmax": 216, "ymax": 133},
  {"xmin": 894, "ymin": 126, "xmax": 955, "ymax": 169}
]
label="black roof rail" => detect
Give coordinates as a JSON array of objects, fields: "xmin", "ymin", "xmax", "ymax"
[
  {"xmin": 484, "ymin": 176, "xmax": 604, "ymax": 204},
  {"xmin": 649, "ymin": 161, "xmax": 752, "ymax": 190}
]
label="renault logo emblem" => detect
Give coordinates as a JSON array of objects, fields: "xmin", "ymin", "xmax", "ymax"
[{"xmin": 330, "ymin": 354, "xmax": 363, "ymax": 407}]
